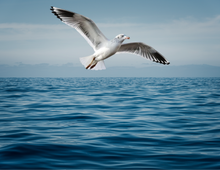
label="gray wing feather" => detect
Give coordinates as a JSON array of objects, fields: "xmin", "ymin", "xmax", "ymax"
[
  {"xmin": 117, "ymin": 42, "xmax": 170, "ymax": 65},
  {"xmin": 51, "ymin": 6, "xmax": 108, "ymax": 51}
]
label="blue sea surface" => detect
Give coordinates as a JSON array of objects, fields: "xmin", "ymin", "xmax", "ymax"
[{"xmin": 0, "ymin": 77, "xmax": 220, "ymax": 169}]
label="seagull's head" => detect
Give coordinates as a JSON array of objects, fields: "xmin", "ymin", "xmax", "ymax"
[{"xmin": 115, "ymin": 34, "xmax": 130, "ymax": 42}]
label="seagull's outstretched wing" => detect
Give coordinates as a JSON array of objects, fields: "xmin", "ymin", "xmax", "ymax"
[
  {"xmin": 117, "ymin": 42, "xmax": 170, "ymax": 65},
  {"xmin": 51, "ymin": 6, "xmax": 108, "ymax": 51}
]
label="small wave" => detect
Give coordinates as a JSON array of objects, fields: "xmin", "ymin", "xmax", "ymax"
[{"xmin": 0, "ymin": 77, "xmax": 220, "ymax": 169}]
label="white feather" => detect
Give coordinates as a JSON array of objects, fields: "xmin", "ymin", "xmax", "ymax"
[
  {"xmin": 91, "ymin": 61, "xmax": 106, "ymax": 70},
  {"xmin": 79, "ymin": 55, "xmax": 94, "ymax": 68},
  {"xmin": 51, "ymin": 7, "xmax": 108, "ymax": 51}
]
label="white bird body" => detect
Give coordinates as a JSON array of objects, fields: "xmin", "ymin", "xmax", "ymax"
[
  {"xmin": 80, "ymin": 40, "xmax": 122, "ymax": 70},
  {"xmin": 50, "ymin": 6, "xmax": 170, "ymax": 70},
  {"xmin": 94, "ymin": 40, "xmax": 121, "ymax": 61}
]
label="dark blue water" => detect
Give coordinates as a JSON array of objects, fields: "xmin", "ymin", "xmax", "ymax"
[{"xmin": 0, "ymin": 77, "xmax": 220, "ymax": 169}]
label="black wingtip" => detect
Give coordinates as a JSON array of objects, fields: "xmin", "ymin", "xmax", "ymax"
[
  {"xmin": 152, "ymin": 59, "xmax": 170, "ymax": 65},
  {"xmin": 50, "ymin": 6, "xmax": 75, "ymax": 22},
  {"xmin": 50, "ymin": 6, "xmax": 54, "ymax": 11},
  {"xmin": 50, "ymin": 6, "xmax": 63, "ymax": 21},
  {"xmin": 152, "ymin": 51, "xmax": 170, "ymax": 65}
]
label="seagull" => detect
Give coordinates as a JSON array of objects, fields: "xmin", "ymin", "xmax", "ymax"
[{"xmin": 50, "ymin": 7, "xmax": 170, "ymax": 70}]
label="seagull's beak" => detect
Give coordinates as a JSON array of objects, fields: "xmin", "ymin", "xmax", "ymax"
[{"xmin": 125, "ymin": 36, "xmax": 130, "ymax": 39}]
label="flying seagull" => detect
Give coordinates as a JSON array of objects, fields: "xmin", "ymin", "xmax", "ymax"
[{"xmin": 50, "ymin": 7, "xmax": 170, "ymax": 70}]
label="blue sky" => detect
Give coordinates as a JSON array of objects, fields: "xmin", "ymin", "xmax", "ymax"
[{"xmin": 1, "ymin": 0, "xmax": 220, "ymax": 68}]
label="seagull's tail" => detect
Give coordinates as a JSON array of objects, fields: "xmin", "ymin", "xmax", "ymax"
[
  {"xmin": 80, "ymin": 55, "xmax": 94, "ymax": 68},
  {"xmin": 80, "ymin": 55, "xmax": 106, "ymax": 70},
  {"xmin": 91, "ymin": 60, "xmax": 106, "ymax": 70}
]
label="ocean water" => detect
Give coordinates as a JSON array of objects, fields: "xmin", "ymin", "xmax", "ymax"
[{"xmin": 0, "ymin": 77, "xmax": 220, "ymax": 169}]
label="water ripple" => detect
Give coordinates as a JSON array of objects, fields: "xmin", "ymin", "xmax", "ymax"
[{"xmin": 0, "ymin": 77, "xmax": 220, "ymax": 169}]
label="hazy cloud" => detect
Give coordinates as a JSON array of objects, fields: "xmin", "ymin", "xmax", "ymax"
[
  {"xmin": 1, "ymin": 15, "xmax": 220, "ymax": 41},
  {"xmin": 0, "ymin": 15, "xmax": 220, "ymax": 66},
  {"xmin": 0, "ymin": 23, "xmax": 74, "ymax": 41}
]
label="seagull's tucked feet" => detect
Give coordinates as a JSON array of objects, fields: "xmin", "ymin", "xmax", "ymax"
[
  {"xmin": 86, "ymin": 57, "xmax": 95, "ymax": 69},
  {"xmin": 91, "ymin": 60, "xmax": 106, "ymax": 70},
  {"xmin": 80, "ymin": 55, "xmax": 94, "ymax": 69},
  {"xmin": 90, "ymin": 63, "xmax": 97, "ymax": 69},
  {"xmin": 80, "ymin": 55, "xmax": 106, "ymax": 70}
]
